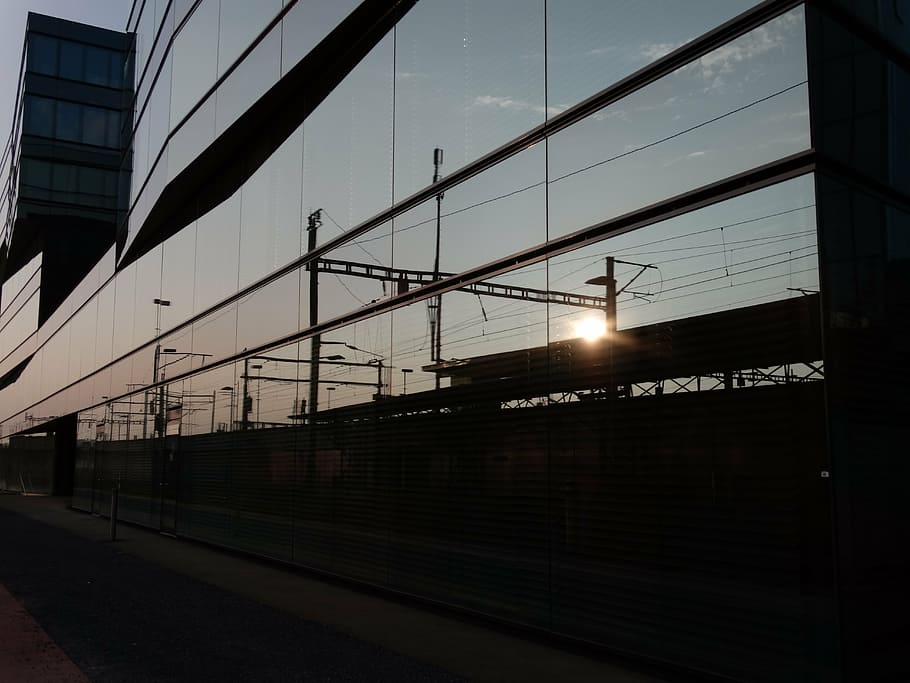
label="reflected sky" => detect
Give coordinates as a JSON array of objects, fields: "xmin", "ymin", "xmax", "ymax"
[{"xmin": 1, "ymin": 1, "xmax": 823, "ymax": 430}]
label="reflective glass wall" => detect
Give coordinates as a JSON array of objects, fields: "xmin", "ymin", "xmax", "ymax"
[{"xmin": 6, "ymin": 2, "xmax": 846, "ymax": 679}]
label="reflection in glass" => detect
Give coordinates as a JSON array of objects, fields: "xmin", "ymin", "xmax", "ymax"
[
  {"xmin": 170, "ymin": 0, "xmax": 218, "ymax": 126},
  {"xmin": 548, "ymin": 8, "xmax": 809, "ymax": 241},
  {"xmin": 393, "ymin": 0, "xmax": 545, "ymax": 201},
  {"xmin": 303, "ymin": 34, "xmax": 393, "ymax": 248},
  {"xmin": 546, "ymin": 0, "xmax": 758, "ymax": 115}
]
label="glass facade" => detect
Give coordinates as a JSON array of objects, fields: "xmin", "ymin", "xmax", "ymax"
[{"xmin": 2, "ymin": 1, "xmax": 908, "ymax": 680}]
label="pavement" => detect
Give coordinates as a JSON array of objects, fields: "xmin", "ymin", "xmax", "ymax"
[{"xmin": 0, "ymin": 494, "xmax": 682, "ymax": 682}]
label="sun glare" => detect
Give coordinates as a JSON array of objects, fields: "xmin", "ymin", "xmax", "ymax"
[{"xmin": 575, "ymin": 317, "xmax": 606, "ymax": 342}]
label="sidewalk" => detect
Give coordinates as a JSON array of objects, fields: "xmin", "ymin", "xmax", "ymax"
[
  {"xmin": 0, "ymin": 582, "xmax": 88, "ymax": 683},
  {"xmin": 0, "ymin": 495, "xmax": 679, "ymax": 682}
]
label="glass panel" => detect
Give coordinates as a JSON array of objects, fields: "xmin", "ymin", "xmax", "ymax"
[
  {"xmin": 548, "ymin": 175, "xmax": 818, "ymax": 335},
  {"xmin": 194, "ymin": 192, "xmax": 241, "ymax": 315},
  {"xmin": 84, "ymin": 45, "xmax": 112, "ymax": 87},
  {"xmin": 236, "ymin": 270, "xmax": 300, "ymax": 354},
  {"xmin": 111, "ymin": 263, "xmax": 137, "ymax": 361},
  {"xmin": 82, "ymin": 106, "xmax": 108, "ymax": 146},
  {"xmin": 94, "ymin": 280, "xmax": 116, "ymax": 370},
  {"xmin": 160, "ymin": 226, "xmax": 196, "ymax": 331},
  {"xmin": 313, "ymin": 218, "xmax": 391, "ymax": 325},
  {"xmin": 59, "ymin": 40, "xmax": 84, "ymax": 81},
  {"xmin": 28, "ymin": 33, "xmax": 58, "ymax": 76},
  {"xmin": 546, "ymin": 0, "xmax": 759, "ymax": 115},
  {"xmin": 387, "ymin": 264, "xmax": 550, "ymax": 621},
  {"xmin": 393, "ymin": 0, "xmax": 545, "ymax": 201},
  {"xmin": 237, "ymin": 128, "xmax": 303, "ymax": 288},
  {"xmin": 133, "ymin": 245, "xmax": 165, "ymax": 348},
  {"xmin": 55, "ymin": 101, "xmax": 82, "ymax": 142},
  {"xmin": 23, "ymin": 96, "xmax": 55, "ymax": 137},
  {"xmin": 166, "ymin": 94, "xmax": 215, "ymax": 183},
  {"xmin": 280, "ymin": 0, "xmax": 360, "ymax": 75},
  {"xmin": 215, "ymin": 28, "xmax": 280, "ymax": 136},
  {"xmin": 399, "ymin": 142, "xmax": 546, "ymax": 278},
  {"xmin": 192, "ymin": 303, "xmax": 237, "ymax": 366},
  {"xmin": 548, "ymin": 8, "xmax": 809, "ymax": 241},
  {"xmin": 147, "ymin": 52, "xmax": 173, "ymax": 172},
  {"xmin": 170, "ymin": 0, "xmax": 219, "ymax": 126},
  {"xmin": 302, "ymin": 33, "xmax": 393, "ymax": 247},
  {"xmin": 217, "ymin": 0, "xmax": 282, "ymax": 77}
]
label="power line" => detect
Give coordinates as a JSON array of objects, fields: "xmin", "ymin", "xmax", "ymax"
[{"xmin": 352, "ymin": 84, "xmax": 809, "ymax": 249}]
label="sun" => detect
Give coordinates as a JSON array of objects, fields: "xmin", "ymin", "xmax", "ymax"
[{"xmin": 574, "ymin": 317, "xmax": 606, "ymax": 342}]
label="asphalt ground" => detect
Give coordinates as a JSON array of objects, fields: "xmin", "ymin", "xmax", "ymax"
[
  {"xmin": 0, "ymin": 505, "xmax": 463, "ymax": 682},
  {"xmin": 0, "ymin": 496, "xmax": 678, "ymax": 682}
]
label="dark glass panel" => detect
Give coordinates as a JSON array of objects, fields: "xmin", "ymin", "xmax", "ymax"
[
  {"xmin": 58, "ymin": 40, "xmax": 84, "ymax": 81},
  {"xmin": 23, "ymin": 96, "xmax": 55, "ymax": 137},
  {"xmin": 27, "ymin": 33, "xmax": 58, "ymax": 76},
  {"xmin": 55, "ymin": 101, "xmax": 82, "ymax": 143}
]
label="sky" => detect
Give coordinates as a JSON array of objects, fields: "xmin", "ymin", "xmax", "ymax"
[{"xmin": 0, "ymin": 0, "xmax": 129, "ymax": 143}]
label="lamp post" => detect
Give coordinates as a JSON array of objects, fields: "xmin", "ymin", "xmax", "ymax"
[
  {"xmin": 326, "ymin": 386, "xmax": 336, "ymax": 409},
  {"xmin": 401, "ymin": 368, "xmax": 413, "ymax": 395},
  {"xmin": 255, "ymin": 363, "xmax": 263, "ymax": 425},
  {"xmin": 430, "ymin": 148, "xmax": 444, "ymax": 389},
  {"xmin": 219, "ymin": 386, "xmax": 235, "ymax": 431},
  {"xmin": 150, "ymin": 298, "xmax": 171, "ymax": 439}
]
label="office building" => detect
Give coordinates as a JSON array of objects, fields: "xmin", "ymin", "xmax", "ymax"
[{"xmin": 0, "ymin": 1, "xmax": 907, "ymax": 680}]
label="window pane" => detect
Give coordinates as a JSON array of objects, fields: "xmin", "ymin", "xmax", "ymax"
[
  {"xmin": 217, "ymin": 0, "xmax": 281, "ymax": 77},
  {"xmin": 28, "ymin": 34, "xmax": 58, "ymax": 76},
  {"xmin": 170, "ymin": 0, "xmax": 219, "ymax": 125},
  {"xmin": 548, "ymin": 8, "xmax": 809, "ymax": 241},
  {"xmin": 23, "ymin": 96, "xmax": 55, "ymax": 137},
  {"xmin": 84, "ymin": 45, "xmax": 112, "ymax": 86},
  {"xmin": 393, "ymin": 0, "xmax": 545, "ymax": 201},
  {"xmin": 82, "ymin": 106, "xmax": 107, "ymax": 146},
  {"xmin": 546, "ymin": 0, "xmax": 759, "ymax": 115},
  {"xmin": 59, "ymin": 40, "xmax": 84, "ymax": 81},
  {"xmin": 55, "ymin": 101, "xmax": 82, "ymax": 142}
]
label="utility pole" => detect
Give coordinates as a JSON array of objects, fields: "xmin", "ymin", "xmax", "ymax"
[
  {"xmin": 307, "ymin": 209, "xmax": 322, "ymax": 419},
  {"xmin": 151, "ymin": 298, "xmax": 170, "ymax": 439},
  {"xmin": 242, "ymin": 357, "xmax": 251, "ymax": 430},
  {"xmin": 605, "ymin": 256, "xmax": 617, "ymax": 334},
  {"xmin": 429, "ymin": 148, "xmax": 444, "ymax": 389}
]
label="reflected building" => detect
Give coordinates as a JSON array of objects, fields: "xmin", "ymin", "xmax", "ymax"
[{"xmin": 0, "ymin": 2, "xmax": 908, "ymax": 681}]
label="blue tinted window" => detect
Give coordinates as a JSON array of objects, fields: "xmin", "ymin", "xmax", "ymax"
[
  {"xmin": 84, "ymin": 46, "xmax": 111, "ymax": 86},
  {"xmin": 55, "ymin": 101, "xmax": 82, "ymax": 142},
  {"xmin": 59, "ymin": 41, "xmax": 84, "ymax": 81},
  {"xmin": 82, "ymin": 105, "xmax": 107, "ymax": 145},
  {"xmin": 23, "ymin": 96, "xmax": 55, "ymax": 137},
  {"xmin": 27, "ymin": 34, "xmax": 57, "ymax": 76}
]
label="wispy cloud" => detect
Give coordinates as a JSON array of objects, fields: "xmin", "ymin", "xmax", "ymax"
[
  {"xmin": 471, "ymin": 95, "xmax": 566, "ymax": 117},
  {"xmin": 587, "ymin": 46, "xmax": 618, "ymax": 57},
  {"xmin": 636, "ymin": 10, "xmax": 801, "ymax": 92}
]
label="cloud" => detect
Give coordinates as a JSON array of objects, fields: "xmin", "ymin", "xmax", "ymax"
[
  {"xmin": 640, "ymin": 41, "xmax": 685, "ymax": 62},
  {"xmin": 636, "ymin": 9, "xmax": 802, "ymax": 90},
  {"xmin": 586, "ymin": 46, "xmax": 618, "ymax": 57},
  {"xmin": 471, "ymin": 95, "xmax": 566, "ymax": 117}
]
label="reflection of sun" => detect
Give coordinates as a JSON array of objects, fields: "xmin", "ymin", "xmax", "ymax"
[{"xmin": 575, "ymin": 317, "xmax": 606, "ymax": 342}]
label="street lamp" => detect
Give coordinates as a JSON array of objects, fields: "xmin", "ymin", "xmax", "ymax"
[
  {"xmin": 252, "ymin": 363, "xmax": 263, "ymax": 426},
  {"xmin": 401, "ymin": 368, "xmax": 413, "ymax": 395},
  {"xmin": 219, "ymin": 386, "xmax": 235, "ymax": 431}
]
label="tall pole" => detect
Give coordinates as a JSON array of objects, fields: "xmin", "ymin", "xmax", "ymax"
[
  {"xmin": 242, "ymin": 357, "xmax": 251, "ymax": 430},
  {"xmin": 431, "ymin": 148, "xmax": 444, "ymax": 389},
  {"xmin": 307, "ymin": 209, "xmax": 322, "ymax": 419},
  {"xmin": 605, "ymin": 256, "xmax": 617, "ymax": 335},
  {"xmin": 210, "ymin": 390, "xmax": 216, "ymax": 433}
]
